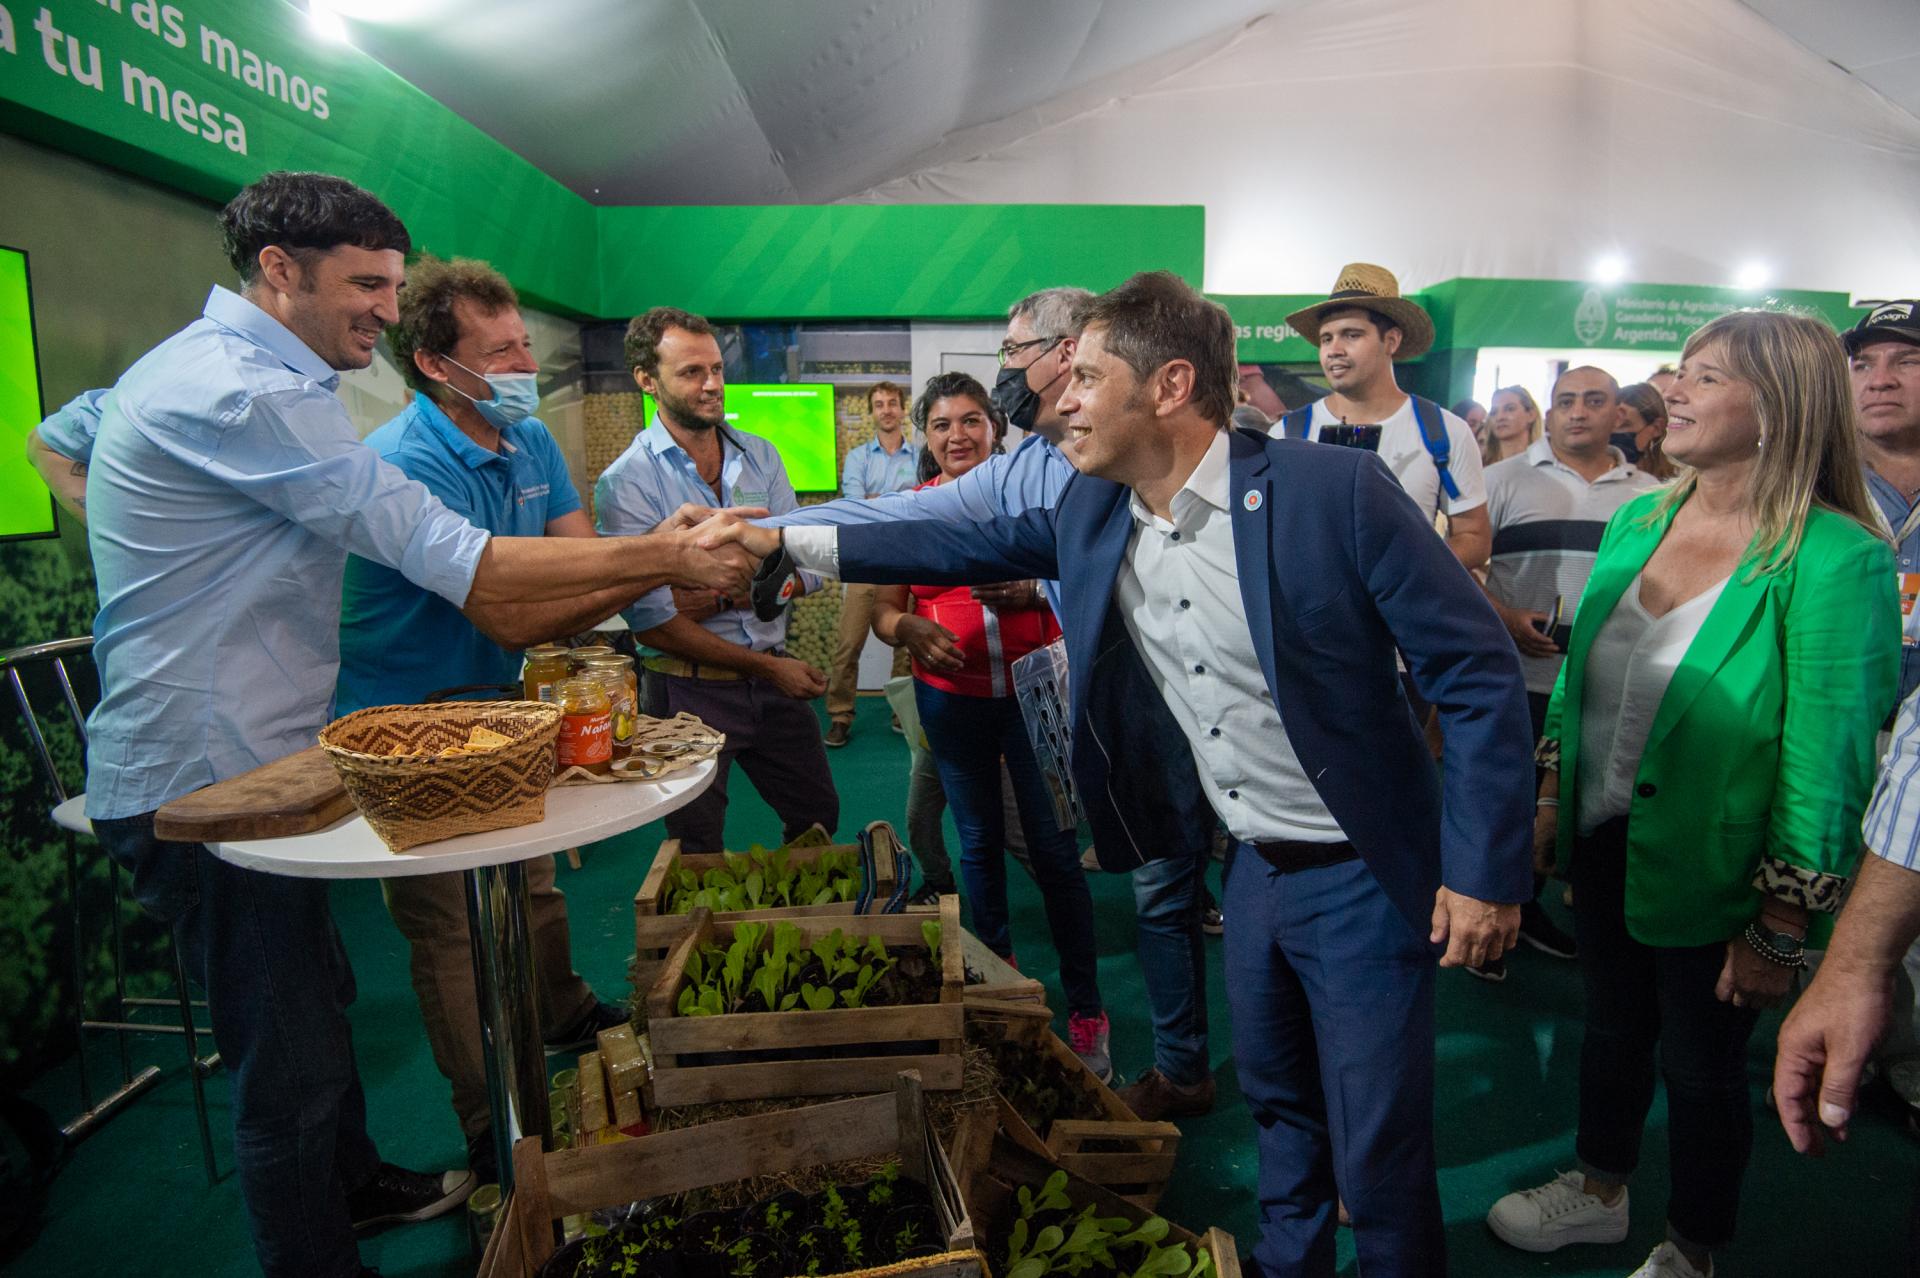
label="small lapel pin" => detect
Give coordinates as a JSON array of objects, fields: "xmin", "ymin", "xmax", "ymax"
[{"xmin": 1243, "ymin": 490, "xmax": 1263, "ymax": 512}]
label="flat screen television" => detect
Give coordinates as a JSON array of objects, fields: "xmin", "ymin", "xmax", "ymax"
[
  {"xmin": 641, "ymin": 383, "xmax": 838, "ymax": 493},
  {"xmin": 0, "ymin": 245, "xmax": 56, "ymax": 540}
]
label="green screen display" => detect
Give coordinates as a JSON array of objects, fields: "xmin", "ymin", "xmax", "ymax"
[
  {"xmin": 641, "ymin": 384, "xmax": 839, "ymax": 492},
  {"xmin": 0, "ymin": 247, "xmax": 56, "ymax": 541}
]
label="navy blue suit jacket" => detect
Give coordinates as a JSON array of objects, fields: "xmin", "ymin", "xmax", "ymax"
[{"xmin": 837, "ymin": 428, "xmax": 1535, "ymax": 939}]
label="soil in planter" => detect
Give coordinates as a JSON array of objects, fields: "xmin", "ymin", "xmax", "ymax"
[
  {"xmin": 542, "ymin": 1230, "xmax": 729, "ymax": 1278},
  {"xmin": 975, "ymin": 1027, "xmax": 1106, "ymax": 1134}
]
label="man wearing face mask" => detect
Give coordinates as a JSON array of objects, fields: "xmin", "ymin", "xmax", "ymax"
[{"xmin": 333, "ymin": 256, "xmax": 643, "ymax": 1184}]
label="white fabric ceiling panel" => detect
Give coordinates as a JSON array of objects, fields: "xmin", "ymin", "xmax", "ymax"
[{"xmin": 845, "ymin": 0, "xmax": 1920, "ymax": 297}]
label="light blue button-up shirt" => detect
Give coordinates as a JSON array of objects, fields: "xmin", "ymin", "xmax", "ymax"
[
  {"xmin": 766, "ymin": 432, "xmax": 1074, "ymax": 620},
  {"xmin": 34, "ymin": 388, "xmax": 110, "ymax": 460},
  {"xmin": 595, "ymin": 416, "xmax": 818, "ymax": 651},
  {"xmin": 84, "ymin": 286, "xmax": 490, "ymax": 819},
  {"xmin": 839, "ymin": 435, "xmax": 920, "ymax": 500},
  {"xmin": 334, "ymin": 394, "xmax": 581, "ymax": 716}
]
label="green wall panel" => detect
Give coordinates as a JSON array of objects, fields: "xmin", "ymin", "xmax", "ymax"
[
  {"xmin": 597, "ymin": 204, "xmax": 1205, "ymax": 320},
  {"xmin": 0, "ymin": 0, "xmax": 600, "ymax": 313}
]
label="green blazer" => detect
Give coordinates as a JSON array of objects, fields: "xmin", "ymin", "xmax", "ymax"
[{"xmin": 1543, "ymin": 491, "xmax": 1900, "ymax": 946}]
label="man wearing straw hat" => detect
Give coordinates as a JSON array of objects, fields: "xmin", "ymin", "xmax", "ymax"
[{"xmin": 1280, "ymin": 264, "xmax": 1491, "ymax": 571}]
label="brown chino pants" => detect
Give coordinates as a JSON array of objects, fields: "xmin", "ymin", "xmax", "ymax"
[
  {"xmin": 826, "ymin": 582, "xmax": 912, "ymax": 723},
  {"xmin": 382, "ymin": 854, "xmax": 597, "ymax": 1139}
]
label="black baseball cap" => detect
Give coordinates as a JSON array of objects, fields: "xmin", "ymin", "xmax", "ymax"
[{"xmin": 1844, "ymin": 300, "xmax": 1920, "ymax": 355}]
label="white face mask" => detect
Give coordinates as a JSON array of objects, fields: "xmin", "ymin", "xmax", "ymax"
[{"xmin": 440, "ymin": 355, "xmax": 540, "ymax": 429}]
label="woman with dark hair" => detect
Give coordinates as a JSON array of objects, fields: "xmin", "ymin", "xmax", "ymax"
[
  {"xmin": 1486, "ymin": 311, "xmax": 1900, "ymax": 1278},
  {"xmin": 1617, "ymin": 382, "xmax": 1678, "ymax": 480},
  {"xmin": 872, "ymin": 372, "xmax": 1112, "ymax": 1077}
]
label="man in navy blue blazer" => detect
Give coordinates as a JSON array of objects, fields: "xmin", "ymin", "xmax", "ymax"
[{"xmin": 704, "ymin": 272, "xmax": 1535, "ymax": 1276}]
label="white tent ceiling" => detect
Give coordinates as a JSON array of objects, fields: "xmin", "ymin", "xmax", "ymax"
[{"xmin": 328, "ymin": 0, "xmax": 1920, "ymax": 297}]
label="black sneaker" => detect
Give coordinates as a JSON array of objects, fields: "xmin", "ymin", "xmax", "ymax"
[
  {"xmin": 1465, "ymin": 956, "xmax": 1508, "ymax": 983},
  {"xmin": 1201, "ymin": 886, "xmax": 1224, "ymax": 936},
  {"xmin": 1518, "ymin": 901, "xmax": 1578, "ymax": 960},
  {"xmin": 907, "ymin": 884, "xmax": 945, "ymax": 907},
  {"xmin": 346, "ymin": 1162, "xmax": 475, "ymax": 1234},
  {"xmin": 544, "ymin": 998, "xmax": 630, "ymax": 1053}
]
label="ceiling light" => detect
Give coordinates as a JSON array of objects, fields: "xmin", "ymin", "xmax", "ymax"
[
  {"xmin": 308, "ymin": 1, "xmax": 350, "ymax": 43},
  {"xmin": 1733, "ymin": 261, "xmax": 1772, "ymax": 291},
  {"xmin": 1592, "ymin": 254, "xmax": 1627, "ymax": 285}
]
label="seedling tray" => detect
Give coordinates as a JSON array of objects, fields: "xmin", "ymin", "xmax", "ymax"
[
  {"xmin": 644, "ymin": 898, "xmax": 964, "ymax": 1107},
  {"xmin": 634, "ymin": 834, "xmax": 899, "ymax": 959}
]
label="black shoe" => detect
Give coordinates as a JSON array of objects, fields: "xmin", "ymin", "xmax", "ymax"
[
  {"xmin": 1465, "ymin": 956, "xmax": 1508, "ymax": 983},
  {"xmin": 1517, "ymin": 901, "xmax": 1578, "ymax": 960},
  {"xmin": 467, "ymin": 1128, "xmax": 499, "ymax": 1188},
  {"xmin": 1202, "ymin": 905, "xmax": 1224, "ymax": 936},
  {"xmin": 544, "ymin": 998, "xmax": 630, "ymax": 1053},
  {"xmin": 907, "ymin": 883, "xmax": 945, "ymax": 907},
  {"xmin": 346, "ymin": 1162, "xmax": 475, "ymax": 1234}
]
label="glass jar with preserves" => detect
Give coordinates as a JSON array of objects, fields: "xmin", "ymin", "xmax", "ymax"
[
  {"xmin": 583, "ymin": 654, "xmax": 639, "ymax": 759},
  {"xmin": 555, "ymin": 676, "xmax": 612, "ymax": 774},
  {"xmin": 568, "ymin": 644, "xmax": 615, "ymax": 673},
  {"xmin": 522, "ymin": 645, "xmax": 572, "ymax": 703}
]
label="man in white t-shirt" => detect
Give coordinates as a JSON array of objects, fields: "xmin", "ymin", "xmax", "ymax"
[
  {"xmin": 1279, "ymin": 263, "xmax": 1490, "ymax": 570},
  {"xmin": 1478, "ymin": 365, "xmax": 1660, "ymax": 978}
]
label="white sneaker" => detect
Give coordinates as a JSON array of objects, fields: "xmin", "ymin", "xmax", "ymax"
[
  {"xmin": 1486, "ymin": 1170, "xmax": 1629, "ymax": 1252},
  {"xmin": 1628, "ymin": 1241, "xmax": 1712, "ymax": 1277}
]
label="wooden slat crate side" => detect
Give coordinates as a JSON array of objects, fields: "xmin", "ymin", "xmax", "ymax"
[
  {"xmin": 648, "ymin": 1052, "xmax": 964, "ymax": 1108},
  {"xmin": 650, "ymin": 1001, "xmax": 964, "ymax": 1054}
]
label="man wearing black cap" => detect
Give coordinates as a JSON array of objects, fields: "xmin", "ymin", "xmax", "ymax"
[{"xmin": 1850, "ymin": 301, "xmax": 1920, "ymax": 705}]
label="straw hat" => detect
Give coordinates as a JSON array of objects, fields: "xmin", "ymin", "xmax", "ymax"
[{"xmin": 1285, "ymin": 263, "xmax": 1435, "ymax": 361}]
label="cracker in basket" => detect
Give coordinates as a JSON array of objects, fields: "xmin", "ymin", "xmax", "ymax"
[{"xmin": 386, "ymin": 724, "xmax": 514, "ymax": 758}]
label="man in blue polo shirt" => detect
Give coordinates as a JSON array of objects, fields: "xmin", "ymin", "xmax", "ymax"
[
  {"xmin": 596, "ymin": 306, "xmax": 839, "ymax": 851},
  {"xmin": 334, "ymin": 256, "xmax": 640, "ymax": 1183}
]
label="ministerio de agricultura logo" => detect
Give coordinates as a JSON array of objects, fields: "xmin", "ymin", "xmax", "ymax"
[{"xmin": 1574, "ymin": 289, "xmax": 1609, "ymax": 346}]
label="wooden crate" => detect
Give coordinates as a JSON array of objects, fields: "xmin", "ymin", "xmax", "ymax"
[
  {"xmin": 969, "ymin": 1008, "xmax": 1181, "ymax": 1209},
  {"xmin": 643, "ymin": 897, "xmax": 965, "ymax": 1107},
  {"xmin": 959, "ymin": 928, "xmax": 1048, "ymax": 1006},
  {"xmin": 954, "ymin": 1126, "xmax": 1239, "ymax": 1278},
  {"xmin": 478, "ymin": 1071, "xmax": 981, "ymax": 1278},
  {"xmin": 634, "ymin": 834, "xmax": 900, "ymax": 959}
]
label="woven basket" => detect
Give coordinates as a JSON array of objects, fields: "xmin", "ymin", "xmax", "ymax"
[{"xmin": 318, "ymin": 702, "xmax": 561, "ymax": 852}]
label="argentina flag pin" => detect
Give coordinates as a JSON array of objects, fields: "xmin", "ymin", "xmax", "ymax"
[{"xmin": 1243, "ymin": 490, "xmax": 1263, "ymax": 512}]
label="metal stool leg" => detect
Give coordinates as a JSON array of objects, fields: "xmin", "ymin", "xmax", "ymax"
[
  {"xmin": 60, "ymin": 831, "xmax": 161, "ymax": 1143},
  {"xmin": 105, "ymin": 857, "xmax": 134, "ymax": 1084},
  {"xmin": 170, "ymin": 937, "xmax": 220, "ymax": 1185}
]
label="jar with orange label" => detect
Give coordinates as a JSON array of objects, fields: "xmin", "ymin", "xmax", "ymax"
[
  {"xmin": 555, "ymin": 676, "xmax": 613, "ymax": 774},
  {"xmin": 583, "ymin": 654, "xmax": 639, "ymax": 759},
  {"xmin": 522, "ymin": 645, "xmax": 572, "ymax": 703}
]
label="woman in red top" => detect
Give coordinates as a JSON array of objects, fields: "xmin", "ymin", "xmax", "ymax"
[{"xmin": 872, "ymin": 373, "xmax": 1108, "ymax": 1064}]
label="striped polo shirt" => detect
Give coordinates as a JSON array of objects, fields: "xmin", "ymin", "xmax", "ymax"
[{"xmin": 1483, "ymin": 438, "xmax": 1662, "ymax": 694}]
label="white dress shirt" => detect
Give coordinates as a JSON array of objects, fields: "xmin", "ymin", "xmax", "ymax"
[{"xmin": 787, "ymin": 431, "xmax": 1344, "ymax": 844}]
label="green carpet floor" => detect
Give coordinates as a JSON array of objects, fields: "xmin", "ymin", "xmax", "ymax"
[{"xmin": 15, "ymin": 697, "xmax": 1917, "ymax": 1276}]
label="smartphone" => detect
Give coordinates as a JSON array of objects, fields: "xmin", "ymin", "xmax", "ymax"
[
  {"xmin": 1532, "ymin": 596, "xmax": 1568, "ymax": 652},
  {"xmin": 1319, "ymin": 424, "xmax": 1383, "ymax": 451}
]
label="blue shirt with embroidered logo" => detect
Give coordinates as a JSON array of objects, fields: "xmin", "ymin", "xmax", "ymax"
[
  {"xmin": 84, "ymin": 287, "xmax": 490, "ymax": 820},
  {"xmin": 595, "ymin": 415, "xmax": 819, "ymax": 652},
  {"xmin": 334, "ymin": 393, "xmax": 582, "ymax": 715},
  {"xmin": 839, "ymin": 435, "xmax": 920, "ymax": 499}
]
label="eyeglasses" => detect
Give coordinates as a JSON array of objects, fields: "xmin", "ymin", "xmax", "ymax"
[{"xmin": 997, "ymin": 336, "xmax": 1063, "ymax": 367}]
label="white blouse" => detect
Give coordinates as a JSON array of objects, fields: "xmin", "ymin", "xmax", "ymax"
[{"xmin": 1576, "ymin": 571, "xmax": 1731, "ymax": 835}]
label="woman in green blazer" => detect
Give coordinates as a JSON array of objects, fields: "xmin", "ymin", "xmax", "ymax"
[{"xmin": 1487, "ymin": 311, "xmax": 1901, "ymax": 1278}]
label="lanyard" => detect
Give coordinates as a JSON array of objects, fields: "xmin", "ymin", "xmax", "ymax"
[{"xmin": 1874, "ymin": 495, "xmax": 1920, "ymax": 548}]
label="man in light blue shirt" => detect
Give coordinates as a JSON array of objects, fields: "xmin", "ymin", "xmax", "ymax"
[
  {"xmin": 74, "ymin": 173, "xmax": 750, "ymax": 1278},
  {"xmin": 334, "ymin": 256, "xmax": 638, "ymax": 1186},
  {"xmin": 596, "ymin": 306, "xmax": 838, "ymax": 851},
  {"xmin": 824, "ymin": 380, "xmax": 920, "ymax": 746}
]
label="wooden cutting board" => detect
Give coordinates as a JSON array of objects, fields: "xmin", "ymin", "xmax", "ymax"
[{"xmin": 154, "ymin": 746, "xmax": 354, "ymax": 842}]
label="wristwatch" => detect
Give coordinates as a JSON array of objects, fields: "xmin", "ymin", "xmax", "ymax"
[{"xmin": 1755, "ymin": 924, "xmax": 1805, "ymax": 958}]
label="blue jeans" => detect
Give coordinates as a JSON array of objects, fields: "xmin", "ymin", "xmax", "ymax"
[
  {"xmin": 1131, "ymin": 842, "xmax": 1212, "ymax": 1086},
  {"xmin": 914, "ymin": 681, "xmax": 1102, "ymax": 1016},
  {"xmin": 93, "ymin": 812, "xmax": 381, "ymax": 1278},
  {"xmin": 1224, "ymin": 844, "xmax": 1443, "ymax": 1278}
]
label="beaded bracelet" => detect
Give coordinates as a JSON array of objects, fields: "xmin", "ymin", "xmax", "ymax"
[{"xmin": 1742, "ymin": 921, "xmax": 1807, "ymax": 969}]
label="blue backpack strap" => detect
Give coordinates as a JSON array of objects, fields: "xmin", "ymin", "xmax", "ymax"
[
  {"xmin": 1410, "ymin": 396, "xmax": 1462, "ymax": 502},
  {"xmin": 1280, "ymin": 406, "xmax": 1314, "ymax": 440}
]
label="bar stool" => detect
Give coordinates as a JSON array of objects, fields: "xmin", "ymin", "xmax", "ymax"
[{"xmin": 2, "ymin": 636, "xmax": 221, "ymax": 1184}]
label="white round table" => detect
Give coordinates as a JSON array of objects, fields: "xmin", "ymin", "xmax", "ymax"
[{"xmin": 199, "ymin": 760, "xmax": 715, "ymax": 1194}]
